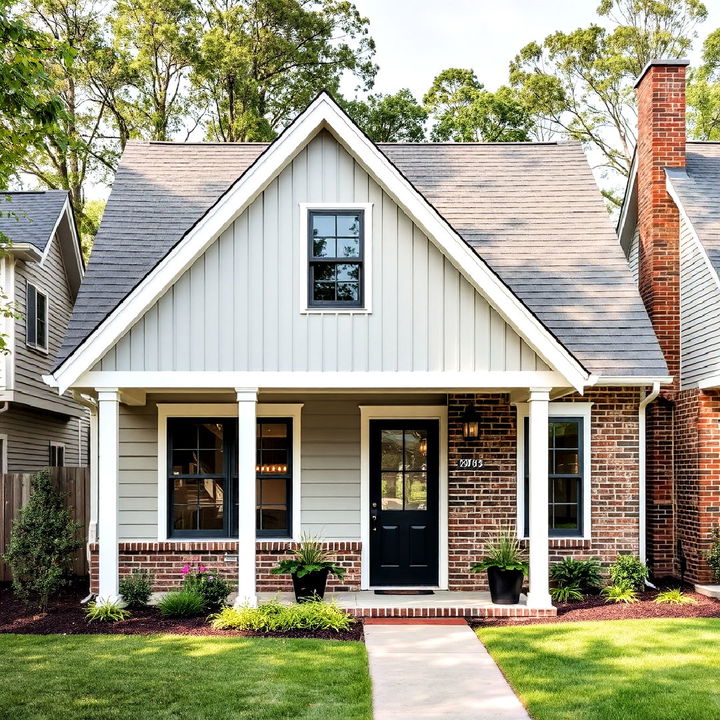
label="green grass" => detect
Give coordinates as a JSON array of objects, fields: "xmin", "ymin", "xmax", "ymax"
[
  {"xmin": 477, "ymin": 618, "xmax": 720, "ymax": 720},
  {"xmin": 0, "ymin": 634, "xmax": 371, "ymax": 720}
]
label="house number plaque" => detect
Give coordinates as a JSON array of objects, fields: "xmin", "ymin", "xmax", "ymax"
[{"xmin": 456, "ymin": 458, "xmax": 484, "ymax": 470}]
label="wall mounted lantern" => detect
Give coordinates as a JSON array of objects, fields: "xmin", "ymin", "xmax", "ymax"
[{"xmin": 462, "ymin": 403, "xmax": 480, "ymax": 440}]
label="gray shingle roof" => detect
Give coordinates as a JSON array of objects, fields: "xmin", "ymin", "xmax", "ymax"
[
  {"xmin": 0, "ymin": 190, "xmax": 68, "ymax": 250},
  {"xmin": 667, "ymin": 143, "xmax": 720, "ymax": 276},
  {"xmin": 59, "ymin": 138, "xmax": 667, "ymax": 378}
]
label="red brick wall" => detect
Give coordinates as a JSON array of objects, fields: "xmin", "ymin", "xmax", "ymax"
[
  {"xmin": 89, "ymin": 541, "xmax": 361, "ymax": 594},
  {"xmin": 447, "ymin": 389, "xmax": 640, "ymax": 590}
]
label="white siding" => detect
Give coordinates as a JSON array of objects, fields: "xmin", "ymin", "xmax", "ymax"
[
  {"xmin": 97, "ymin": 131, "xmax": 547, "ymax": 375},
  {"xmin": 628, "ymin": 226, "xmax": 640, "ymax": 284},
  {"xmin": 680, "ymin": 214, "xmax": 720, "ymax": 388}
]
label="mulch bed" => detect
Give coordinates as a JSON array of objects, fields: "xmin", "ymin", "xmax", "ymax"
[
  {"xmin": 474, "ymin": 587, "xmax": 720, "ymax": 628},
  {"xmin": 0, "ymin": 585, "xmax": 363, "ymax": 641}
]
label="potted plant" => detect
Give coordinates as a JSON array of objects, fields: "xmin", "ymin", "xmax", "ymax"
[
  {"xmin": 470, "ymin": 531, "xmax": 528, "ymax": 605},
  {"xmin": 271, "ymin": 535, "xmax": 346, "ymax": 601}
]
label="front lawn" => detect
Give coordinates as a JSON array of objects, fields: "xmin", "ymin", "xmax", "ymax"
[
  {"xmin": 478, "ymin": 618, "xmax": 720, "ymax": 720},
  {"xmin": 0, "ymin": 634, "xmax": 372, "ymax": 720}
]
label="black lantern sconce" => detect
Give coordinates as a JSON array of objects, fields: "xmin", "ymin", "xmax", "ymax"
[{"xmin": 462, "ymin": 402, "xmax": 480, "ymax": 440}]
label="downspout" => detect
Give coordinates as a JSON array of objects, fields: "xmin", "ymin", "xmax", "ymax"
[
  {"xmin": 0, "ymin": 402, "xmax": 8, "ymax": 414},
  {"xmin": 639, "ymin": 382, "xmax": 661, "ymax": 569}
]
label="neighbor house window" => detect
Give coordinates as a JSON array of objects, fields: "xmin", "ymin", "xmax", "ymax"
[
  {"xmin": 26, "ymin": 282, "xmax": 48, "ymax": 351},
  {"xmin": 523, "ymin": 417, "xmax": 584, "ymax": 537},
  {"xmin": 49, "ymin": 442, "xmax": 65, "ymax": 467},
  {"xmin": 308, "ymin": 210, "xmax": 364, "ymax": 308},
  {"xmin": 256, "ymin": 419, "xmax": 292, "ymax": 536}
]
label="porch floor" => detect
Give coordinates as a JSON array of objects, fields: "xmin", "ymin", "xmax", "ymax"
[{"xmin": 255, "ymin": 591, "xmax": 557, "ymax": 618}]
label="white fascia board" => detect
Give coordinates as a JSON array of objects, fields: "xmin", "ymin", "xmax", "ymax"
[
  {"xmin": 68, "ymin": 370, "xmax": 569, "ymax": 393},
  {"xmin": 8, "ymin": 243, "xmax": 42, "ymax": 262},
  {"xmin": 698, "ymin": 375, "xmax": 720, "ymax": 390},
  {"xmin": 590, "ymin": 374, "xmax": 673, "ymax": 386},
  {"xmin": 48, "ymin": 93, "xmax": 589, "ymax": 394}
]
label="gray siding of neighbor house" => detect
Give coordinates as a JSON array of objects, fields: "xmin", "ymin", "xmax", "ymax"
[
  {"xmin": 628, "ymin": 226, "xmax": 640, "ymax": 284},
  {"xmin": 96, "ymin": 131, "xmax": 548, "ymax": 375},
  {"xmin": 680, "ymin": 214, "xmax": 720, "ymax": 388},
  {"xmin": 117, "ymin": 394, "xmax": 443, "ymax": 541},
  {"xmin": 1, "ymin": 404, "xmax": 88, "ymax": 471}
]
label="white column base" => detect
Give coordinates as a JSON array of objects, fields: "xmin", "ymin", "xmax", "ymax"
[
  {"xmin": 234, "ymin": 593, "xmax": 258, "ymax": 608},
  {"xmin": 525, "ymin": 590, "xmax": 554, "ymax": 610}
]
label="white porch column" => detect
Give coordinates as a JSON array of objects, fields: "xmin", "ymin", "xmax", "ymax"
[
  {"xmin": 97, "ymin": 389, "xmax": 120, "ymax": 600},
  {"xmin": 526, "ymin": 387, "xmax": 553, "ymax": 610},
  {"xmin": 236, "ymin": 389, "xmax": 258, "ymax": 606}
]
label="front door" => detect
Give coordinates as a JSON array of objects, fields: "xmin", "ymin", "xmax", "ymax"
[{"xmin": 369, "ymin": 420, "xmax": 439, "ymax": 586}]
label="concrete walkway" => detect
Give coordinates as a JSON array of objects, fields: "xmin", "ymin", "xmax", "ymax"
[{"xmin": 364, "ymin": 622, "xmax": 531, "ymax": 720}]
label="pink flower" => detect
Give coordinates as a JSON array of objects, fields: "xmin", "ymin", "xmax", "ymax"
[
  {"xmin": 181, "ymin": 564, "xmax": 190, "ymax": 575},
  {"xmin": 198, "ymin": 565, "xmax": 207, "ymax": 573}
]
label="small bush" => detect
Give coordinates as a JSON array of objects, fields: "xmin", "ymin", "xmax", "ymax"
[
  {"xmin": 601, "ymin": 582, "xmax": 638, "ymax": 604},
  {"xmin": 706, "ymin": 527, "xmax": 720, "ymax": 582},
  {"xmin": 2, "ymin": 470, "xmax": 82, "ymax": 611},
  {"xmin": 550, "ymin": 558, "xmax": 603, "ymax": 594},
  {"xmin": 85, "ymin": 598, "xmax": 130, "ymax": 623},
  {"xmin": 119, "ymin": 571, "xmax": 154, "ymax": 609},
  {"xmin": 182, "ymin": 565, "xmax": 233, "ymax": 611},
  {"xmin": 609, "ymin": 555, "xmax": 648, "ymax": 591},
  {"xmin": 550, "ymin": 585, "xmax": 584, "ymax": 602},
  {"xmin": 209, "ymin": 599, "xmax": 353, "ymax": 632},
  {"xmin": 655, "ymin": 589, "xmax": 697, "ymax": 605},
  {"xmin": 157, "ymin": 590, "xmax": 205, "ymax": 618}
]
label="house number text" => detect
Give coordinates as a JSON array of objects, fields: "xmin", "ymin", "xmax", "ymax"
[{"xmin": 456, "ymin": 458, "xmax": 484, "ymax": 470}]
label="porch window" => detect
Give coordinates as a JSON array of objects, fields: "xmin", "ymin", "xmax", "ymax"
[
  {"xmin": 308, "ymin": 210, "xmax": 364, "ymax": 308},
  {"xmin": 523, "ymin": 417, "xmax": 584, "ymax": 537},
  {"xmin": 256, "ymin": 419, "xmax": 292, "ymax": 536}
]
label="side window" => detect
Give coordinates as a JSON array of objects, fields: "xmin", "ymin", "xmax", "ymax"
[
  {"xmin": 49, "ymin": 442, "xmax": 65, "ymax": 467},
  {"xmin": 26, "ymin": 282, "xmax": 49, "ymax": 351},
  {"xmin": 256, "ymin": 419, "xmax": 292, "ymax": 537}
]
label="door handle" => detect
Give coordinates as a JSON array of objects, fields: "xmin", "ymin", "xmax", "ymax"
[{"xmin": 371, "ymin": 509, "xmax": 378, "ymax": 531}]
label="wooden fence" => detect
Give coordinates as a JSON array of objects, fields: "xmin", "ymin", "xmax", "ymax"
[{"xmin": 0, "ymin": 467, "xmax": 90, "ymax": 581}]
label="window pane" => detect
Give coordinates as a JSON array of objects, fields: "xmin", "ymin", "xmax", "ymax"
[
  {"xmin": 198, "ymin": 479, "xmax": 224, "ymax": 505},
  {"xmin": 337, "ymin": 263, "xmax": 360, "ymax": 281},
  {"xmin": 381, "ymin": 430, "xmax": 403, "ymax": 470},
  {"xmin": 313, "ymin": 282, "xmax": 335, "ymax": 302},
  {"xmin": 336, "ymin": 282, "xmax": 359, "ymax": 302},
  {"xmin": 197, "ymin": 449, "xmax": 223, "ymax": 474},
  {"xmin": 405, "ymin": 472, "xmax": 427, "ymax": 510},
  {"xmin": 312, "ymin": 214, "xmax": 335, "ymax": 237},
  {"xmin": 338, "ymin": 237, "xmax": 360, "ymax": 258},
  {"xmin": 313, "ymin": 263, "xmax": 336, "ymax": 281},
  {"xmin": 337, "ymin": 214, "xmax": 360, "ymax": 237},
  {"xmin": 172, "ymin": 450, "xmax": 198, "ymax": 475},
  {"xmin": 552, "ymin": 504, "xmax": 578, "ymax": 530},
  {"xmin": 173, "ymin": 478, "xmax": 198, "ymax": 505},
  {"xmin": 552, "ymin": 477, "xmax": 578, "ymax": 504},
  {"xmin": 36, "ymin": 292, "xmax": 47, "ymax": 348},
  {"xmin": 381, "ymin": 472, "xmax": 404, "ymax": 510},
  {"xmin": 259, "ymin": 507, "xmax": 288, "ymax": 531},
  {"xmin": 198, "ymin": 504, "xmax": 224, "ymax": 530},
  {"xmin": 198, "ymin": 423, "xmax": 224, "ymax": 450},
  {"xmin": 553, "ymin": 421, "xmax": 579, "ymax": 449},
  {"xmin": 260, "ymin": 477, "xmax": 287, "ymax": 504},
  {"xmin": 312, "ymin": 237, "xmax": 335, "ymax": 257},
  {"xmin": 554, "ymin": 450, "xmax": 579, "ymax": 474},
  {"xmin": 404, "ymin": 430, "xmax": 428, "ymax": 471},
  {"xmin": 173, "ymin": 506, "xmax": 196, "ymax": 531},
  {"xmin": 172, "ymin": 424, "xmax": 197, "ymax": 449}
]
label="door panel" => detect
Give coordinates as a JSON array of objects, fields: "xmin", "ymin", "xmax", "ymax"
[{"xmin": 369, "ymin": 419, "xmax": 439, "ymax": 586}]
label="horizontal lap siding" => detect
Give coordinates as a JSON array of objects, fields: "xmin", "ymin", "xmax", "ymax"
[
  {"xmin": 628, "ymin": 226, "xmax": 640, "ymax": 284},
  {"xmin": 679, "ymin": 215, "xmax": 720, "ymax": 388},
  {"xmin": 97, "ymin": 131, "xmax": 547, "ymax": 375}
]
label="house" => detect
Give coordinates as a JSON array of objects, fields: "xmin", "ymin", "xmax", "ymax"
[
  {"xmin": 45, "ymin": 94, "xmax": 669, "ymax": 609},
  {"xmin": 619, "ymin": 58, "xmax": 720, "ymax": 585},
  {"xmin": 0, "ymin": 191, "xmax": 88, "ymax": 472}
]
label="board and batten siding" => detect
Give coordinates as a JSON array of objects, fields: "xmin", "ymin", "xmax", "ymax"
[
  {"xmin": 97, "ymin": 130, "xmax": 547, "ymax": 375},
  {"xmin": 680, "ymin": 214, "xmax": 720, "ymax": 389}
]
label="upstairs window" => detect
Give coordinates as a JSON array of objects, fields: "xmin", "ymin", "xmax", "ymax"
[
  {"xmin": 49, "ymin": 442, "xmax": 65, "ymax": 467},
  {"xmin": 26, "ymin": 282, "xmax": 48, "ymax": 351},
  {"xmin": 308, "ymin": 210, "xmax": 364, "ymax": 308}
]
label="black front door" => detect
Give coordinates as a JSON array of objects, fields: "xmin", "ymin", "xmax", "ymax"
[{"xmin": 369, "ymin": 419, "xmax": 439, "ymax": 586}]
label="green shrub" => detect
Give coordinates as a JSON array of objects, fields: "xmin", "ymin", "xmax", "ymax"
[
  {"xmin": 601, "ymin": 582, "xmax": 638, "ymax": 604},
  {"xmin": 85, "ymin": 598, "xmax": 130, "ymax": 623},
  {"xmin": 119, "ymin": 571, "xmax": 154, "ymax": 609},
  {"xmin": 2, "ymin": 470, "xmax": 82, "ymax": 611},
  {"xmin": 609, "ymin": 555, "xmax": 648, "ymax": 591},
  {"xmin": 470, "ymin": 530, "xmax": 528, "ymax": 574},
  {"xmin": 182, "ymin": 566, "xmax": 233, "ymax": 611},
  {"xmin": 655, "ymin": 588, "xmax": 697, "ymax": 605},
  {"xmin": 157, "ymin": 590, "xmax": 205, "ymax": 618},
  {"xmin": 271, "ymin": 534, "xmax": 346, "ymax": 580},
  {"xmin": 550, "ymin": 558, "xmax": 603, "ymax": 594},
  {"xmin": 705, "ymin": 527, "xmax": 720, "ymax": 582},
  {"xmin": 209, "ymin": 599, "xmax": 353, "ymax": 632},
  {"xmin": 550, "ymin": 585, "xmax": 584, "ymax": 602}
]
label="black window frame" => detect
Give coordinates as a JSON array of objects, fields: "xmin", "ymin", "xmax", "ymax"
[
  {"xmin": 307, "ymin": 209, "xmax": 364, "ymax": 309},
  {"xmin": 523, "ymin": 416, "xmax": 584, "ymax": 538},
  {"xmin": 167, "ymin": 418, "xmax": 238, "ymax": 539},
  {"xmin": 49, "ymin": 442, "xmax": 65, "ymax": 467},
  {"xmin": 256, "ymin": 417, "xmax": 293, "ymax": 538},
  {"xmin": 26, "ymin": 281, "xmax": 49, "ymax": 352}
]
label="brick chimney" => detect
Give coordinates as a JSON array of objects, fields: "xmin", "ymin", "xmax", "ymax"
[{"xmin": 634, "ymin": 58, "xmax": 689, "ymax": 390}]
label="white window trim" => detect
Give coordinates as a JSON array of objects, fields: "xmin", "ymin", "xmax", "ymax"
[
  {"xmin": 25, "ymin": 281, "xmax": 49, "ymax": 353},
  {"xmin": 0, "ymin": 433, "xmax": 7, "ymax": 474},
  {"xmin": 515, "ymin": 402, "xmax": 592, "ymax": 541},
  {"xmin": 359, "ymin": 405, "xmax": 448, "ymax": 590},
  {"xmin": 49, "ymin": 441, "xmax": 66, "ymax": 467},
  {"xmin": 157, "ymin": 403, "xmax": 303, "ymax": 542},
  {"xmin": 299, "ymin": 202, "xmax": 373, "ymax": 315}
]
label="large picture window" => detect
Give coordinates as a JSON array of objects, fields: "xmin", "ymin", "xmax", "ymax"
[
  {"xmin": 308, "ymin": 210, "xmax": 364, "ymax": 308},
  {"xmin": 523, "ymin": 417, "xmax": 584, "ymax": 537}
]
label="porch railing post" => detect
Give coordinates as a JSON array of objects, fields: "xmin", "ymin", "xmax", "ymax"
[
  {"xmin": 236, "ymin": 388, "xmax": 258, "ymax": 606},
  {"xmin": 526, "ymin": 387, "xmax": 553, "ymax": 610}
]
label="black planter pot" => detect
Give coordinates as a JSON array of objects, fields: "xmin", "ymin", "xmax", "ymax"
[
  {"xmin": 291, "ymin": 568, "xmax": 330, "ymax": 602},
  {"xmin": 487, "ymin": 566, "xmax": 524, "ymax": 605}
]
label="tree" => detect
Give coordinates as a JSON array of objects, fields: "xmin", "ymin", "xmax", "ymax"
[
  {"xmin": 424, "ymin": 68, "xmax": 534, "ymax": 142},
  {"xmin": 344, "ymin": 89, "xmax": 427, "ymax": 142},
  {"xmin": 510, "ymin": 0, "xmax": 707, "ymax": 205},
  {"xmin": 191, "ymin": 0, "xmax": 376, "ymax": 142},
  {"xmin": 688, "ymin": 28, "xmax": 720, "ymax": 139}
]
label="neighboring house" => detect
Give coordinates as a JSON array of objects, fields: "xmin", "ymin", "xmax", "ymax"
[
  {"xmin": 0, "ymin": 191, "xmax": 88, "ymax": 471},
  {"xmin": 46, "ymin": 94, "xmax": 668, "ymax": 608},
  {"xmin": 619, "ymin": 59, "xmax": 720, "ymax": 584}
]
